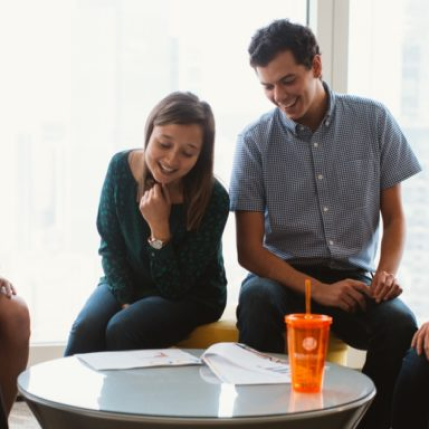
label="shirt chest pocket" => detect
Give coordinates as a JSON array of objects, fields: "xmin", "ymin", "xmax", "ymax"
[{"xmin": 333, "ymin": 159, "xmax": 380, "ymax": 209}]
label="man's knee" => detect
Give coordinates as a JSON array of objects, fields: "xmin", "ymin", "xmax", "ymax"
[
  {"xmin": 374, "ymin": 300, "xmax": 417, "ymax": 351},
  {"xmin": 386, "ymin": 303, "xmax": 417, "ymax": 337},
  {"xmin": 239, "ymin": 276, "xmax": 283, "ymax": 309}
]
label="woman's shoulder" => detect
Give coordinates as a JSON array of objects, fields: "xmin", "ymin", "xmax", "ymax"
[
  {"xmin": 107, "ymin": 149, "xmax": 143, "ymax": 180},
  {"xmin": 212, "ymin": 178, "xmax": 229, "ymax": 197},
  {"xmin": 109, "ymin": 149, "xmax": 141, "ymax": 166},
  {"xmin": 127, "ymin": 149, "xmax": 145, "ymax": 183},
  {"xmin": 106, "ymin": 150, "xmax": 130, "ymax": 175},
  {"xmin": 210, "ymin": 178, "xmax": 230, "ymax": 210}
]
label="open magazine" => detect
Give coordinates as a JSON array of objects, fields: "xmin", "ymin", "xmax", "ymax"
[
  {"xmin": 76, "ymin": 342, "xmax": 291, "ymax": 384},
  {"xmin": 201, "ymin": 342, "xmax": 291, "ymax": 385},
  {"xmin": 77, "ymin": 348, "xmax": 201, "ymax": 371}
]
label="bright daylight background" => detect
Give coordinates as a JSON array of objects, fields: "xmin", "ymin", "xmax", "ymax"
[{"xmin": 0, "ymin": 0, "xmax": 427, "ymax": 346}]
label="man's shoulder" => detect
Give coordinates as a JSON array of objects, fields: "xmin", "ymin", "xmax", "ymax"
[
  {"xmin": 334, "ymin": 92, "xmax": 387, "ymax": 116},
  {"xmin": 241, "ymin": 108, "xmax": 281, "ymax": 136}
]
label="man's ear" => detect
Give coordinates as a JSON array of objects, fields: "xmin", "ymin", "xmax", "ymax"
[{"xmin": 312, "ymin": 55, "xmax": 322, "ymax": 78}]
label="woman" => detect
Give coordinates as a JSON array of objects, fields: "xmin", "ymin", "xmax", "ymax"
[
  {"xmin": 65, "ymin": 92, "xmax": 229, "ymax": 355},
  {"xmin": 0, "ymin": 276, "xmax": 30, "ymax": 427},
  {"xmin": 392, "ymin": 321, "xmax": 429, "ymax": 429}
]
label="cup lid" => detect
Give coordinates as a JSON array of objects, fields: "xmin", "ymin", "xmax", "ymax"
[{"xmin": 284, "ymin": 313, "xmax": 332, "ymax": 327}]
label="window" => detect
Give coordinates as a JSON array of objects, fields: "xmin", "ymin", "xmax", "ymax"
[
  {"xmin": 0, "ymin": 0, "xmax": 307, "ymax": 343},
  {"xmin": 348, "ymin": 0, "xmax": 429, "ymax": 323}
]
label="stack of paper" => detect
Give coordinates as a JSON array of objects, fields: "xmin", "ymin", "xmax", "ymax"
[{"xmin": 201, "ymin": 342, "xmax": 291, "ymax": 385}]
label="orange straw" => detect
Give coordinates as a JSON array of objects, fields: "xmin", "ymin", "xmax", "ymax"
[{"xmin": 305, "ymin": 278, "xmax": 311, "ymax": 316}]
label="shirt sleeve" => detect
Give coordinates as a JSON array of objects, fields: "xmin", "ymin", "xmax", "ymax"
[
  {"xmin": 97, "ymin": 153, "xmax": 135, "ymax": 304},
  {"xmin": 377, "ymin": 104, "xmax": 422, "ymax": 189},
  {"xmin": 147, "ymin": 180, "xmax": 230, "ymax": 300},
  {"xmin": 229, "ymin": 126, "xmax": 266, "ymax": 212}
]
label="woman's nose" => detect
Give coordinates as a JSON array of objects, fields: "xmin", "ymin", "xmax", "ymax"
[{"xmin": 165, "ymin": 151, "xmax": 179, "ymax": 167}]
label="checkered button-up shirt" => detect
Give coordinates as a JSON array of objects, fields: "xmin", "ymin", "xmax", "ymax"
[{"xmin": 229, "ymin": 83, "xmax": 422, "ymax": 272}]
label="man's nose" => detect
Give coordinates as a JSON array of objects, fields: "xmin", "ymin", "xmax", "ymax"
[{"xmin": 273, "ymin": 85, "xmax": 285, "ymax": 104}]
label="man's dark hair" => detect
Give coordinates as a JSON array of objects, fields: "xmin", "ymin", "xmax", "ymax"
[{"xmin": 248, "ymin": 19, "xmax": 321, "ymax": 69}]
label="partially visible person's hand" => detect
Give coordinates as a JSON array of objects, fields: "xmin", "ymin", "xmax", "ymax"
[
  {"xmin": 313, "ymin": 279, "xmax": 372, "ymax": 313},
  {"xmin": 0, "ymin": 276, "xmax": 17, "ymax": 298},
  {"xmin": 370, "ymin": 270, "xmax": 402, "ymax": 303},
  {"xmin": 411, "ymin": 322, "xmax": 429, "ymax": 361}
]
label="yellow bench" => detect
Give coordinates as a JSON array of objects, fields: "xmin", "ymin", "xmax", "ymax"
[{"xmin": 177, "ymin": 308, "xmax": 348, "ymax": 365}]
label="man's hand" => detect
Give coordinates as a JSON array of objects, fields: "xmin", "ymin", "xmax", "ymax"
[
  {"xmin": 370, "ymin": 270, "xmax": 402, "ymax": 303},
  {"xmin": 313, "ymin": 279, "xmax": 372, "ymax": 313},
  {"xmin": 411, "ymin": 322, "xmax": 429, "ymax": 361}
]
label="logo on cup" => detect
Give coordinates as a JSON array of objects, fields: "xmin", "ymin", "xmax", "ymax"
[{"xmin": 302, "ymin": 336, "xmax": 318, "ymax": 351}]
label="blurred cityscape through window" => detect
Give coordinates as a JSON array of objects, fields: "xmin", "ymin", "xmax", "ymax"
[
  {"xmin": 0, "ymin": 0, "xmax": 306, "ymax": 342},
  {"xmin": 348, "ymin": 0, "xmax": 429, "ymax": 323},
  {"xmin": 1, "ymin": 0, "xmax": 427, "ymax": 344}
]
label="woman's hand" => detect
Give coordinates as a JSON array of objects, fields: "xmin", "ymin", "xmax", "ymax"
[
  {"xmin": 0, "ymin": 276, "xmax": 16, "ymax": 298},
  {"xmin": 139, "ymin": 183, "xmax": 171, "ymax": 240},
  {"xmin": 412, "ymin": 322, "xmax": 429, "ymax": 361}
]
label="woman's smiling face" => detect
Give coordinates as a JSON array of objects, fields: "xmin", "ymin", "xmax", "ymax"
[{"xmin": 145, "ymin": 123, "xmax": 203, "ymax": 187}]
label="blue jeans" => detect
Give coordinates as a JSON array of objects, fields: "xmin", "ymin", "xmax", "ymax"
[
  {"xmin": 64, "ymin": 282, "xmax": 221, "ymax": 356},
  {"xmin": 392, "ymin": 348, "xmax": 429, "ymax": 429},
  {"xmin": 237, "ymin": 267, "xmax": 418, "ymax": 429}
]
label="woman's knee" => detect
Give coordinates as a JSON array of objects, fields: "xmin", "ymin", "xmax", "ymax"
[
  {"xmin": 105, "ymin": 316, "xmax": 124, "ymax": 340},
  {"xmin": 0, "ymin": 296, "xmax": 30, "ymax": 342},
  {"xmin": 70, "ymin": 285, "xmax": 120, "ymax": 335},
  {"xmin": 105, "ymin": 313, "xmax": 139, "ymax": 350}
]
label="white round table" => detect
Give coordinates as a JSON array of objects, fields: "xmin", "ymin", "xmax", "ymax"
[{"xmin": 18, "ymin": 349, "xmax": 375, "ymax": 429}]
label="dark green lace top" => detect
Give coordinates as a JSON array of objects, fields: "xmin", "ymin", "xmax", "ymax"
[{"xmin": 96, "ymin": 150, "xmax": 229, "ymax": 313}]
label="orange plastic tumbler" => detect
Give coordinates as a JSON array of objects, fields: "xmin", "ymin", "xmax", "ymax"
[{"xmin": 285, "ymin": 314, "xmax": 333, "ymax": 393}]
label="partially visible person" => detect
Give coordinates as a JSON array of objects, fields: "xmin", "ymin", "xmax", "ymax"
[
  {"xmin": 392, "ymin": 321, "xmax": 429, "ymax": 429},
  {"xmin": 229, "ymin": 19, "xmax": 422, "ymax": 429},
  {"xmin": 0, "ymin": 276, "xmax": 30, "ymax": 426},
  {"xmin": 65, "ymin": 91, "xmax": 229, "ymax": 356}
]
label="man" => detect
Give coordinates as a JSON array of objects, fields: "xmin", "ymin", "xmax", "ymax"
[{"xmin": 229, "ymin": 19, "xmax": 421, "ymax": 429}]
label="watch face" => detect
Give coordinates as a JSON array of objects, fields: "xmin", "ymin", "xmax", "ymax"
[{"xmin": 149, "ymin": 238, "xmax": 163, "ymax": 249}]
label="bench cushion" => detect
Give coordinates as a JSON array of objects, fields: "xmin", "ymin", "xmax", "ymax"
[{"xmin": 176, "ymin": 311, "xmax": 348, "ymax": 365}]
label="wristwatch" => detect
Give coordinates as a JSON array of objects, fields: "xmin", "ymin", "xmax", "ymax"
[{"xmin": 148, "ymin": 237, "xmax": 165, "ymax": 250}]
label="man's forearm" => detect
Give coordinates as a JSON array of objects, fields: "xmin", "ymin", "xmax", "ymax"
[{"xmin": 376, "ymin": 217, "xmax": 405, "ymax": 275}]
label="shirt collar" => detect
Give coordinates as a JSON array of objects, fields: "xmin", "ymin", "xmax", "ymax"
[{"xmin": 278, "ymin": 81, "xmax": 336, "ymax": 134}]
